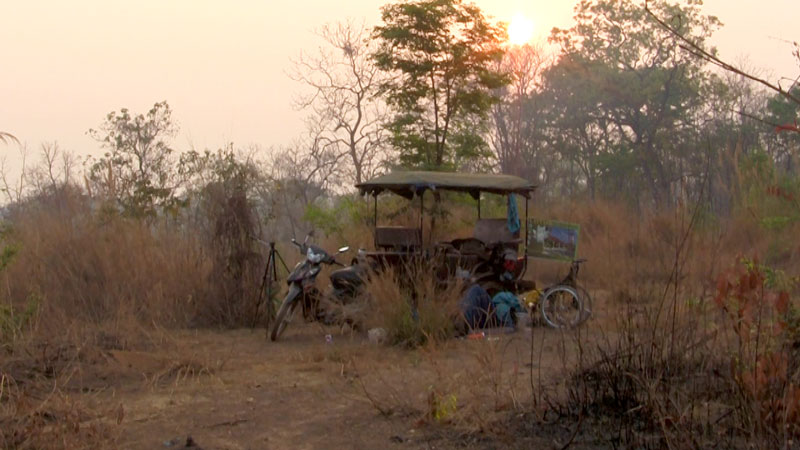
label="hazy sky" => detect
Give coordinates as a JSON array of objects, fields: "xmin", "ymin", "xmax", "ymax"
[{"xmin": 1, "ymin": 0, "xmax": 797, "ymax": 167}]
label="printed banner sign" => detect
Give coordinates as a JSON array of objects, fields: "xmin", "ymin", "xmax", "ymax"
[{"xmin": 526, "ymin": 219, "xmax": 580, "ymax": 261}]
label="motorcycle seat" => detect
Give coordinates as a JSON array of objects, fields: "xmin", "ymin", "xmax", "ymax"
[{"xmin": 330, "ymin": 265, "xmax": 366, "ymax": 287}]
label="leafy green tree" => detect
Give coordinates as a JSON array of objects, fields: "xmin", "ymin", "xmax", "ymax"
[
  {"xmin": 642, "ymin": 0, "xmax": 798, "ymax": 211},
  {"xmin": 537, "ymin": 58, "xmax": 616, "ymax": 199},
  {"xmin": 766, "ymin": 86, "xmax": 800, "ymax": 172},
  {"xmin": 87, "ymin": 101, "xmax": 178, "ymax": 217},
  {"xmin": 373, "ymin": 0, "xmax": 509, "ymax": 170},
  {"xmin": 547, "ymin": 0, "xmax": 720, "ymax": 205}
]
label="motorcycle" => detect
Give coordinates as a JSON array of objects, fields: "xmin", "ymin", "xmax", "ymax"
[{"xmin": 269, "ymin": 234, "xmax": 354, "ymax": 341}]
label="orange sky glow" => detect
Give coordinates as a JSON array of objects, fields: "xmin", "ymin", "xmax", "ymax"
[{"xmin": 1, "ymin": 0, "xmax": 797, "ymax": 167}]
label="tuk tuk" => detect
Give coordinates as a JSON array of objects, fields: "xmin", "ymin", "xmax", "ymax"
[{"xmin": 355, "ymin": 170, "xmax": 537, "ymax": 294}]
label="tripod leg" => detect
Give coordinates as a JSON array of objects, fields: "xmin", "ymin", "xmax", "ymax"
[
  {"xmin": 266, "ymin": 250, "xmax": 277, "ymax": 330},
  {"xmin": 263, "ymin": 243, "xmax": 287, "ymax": 339},
  {"xmin": 274, "ymin": 248, "xmax": 290, "ymax": 273},
  {"xmin": 252, "ymin": 250, "xmax": 273, "ymax": 329},
  {"xmin": 264, "ymin": 243, "xmax": 283, "ymax": 338},
  {"xmin": 269, "ymin": 252, "xmax": 279, "ymax": 313}
]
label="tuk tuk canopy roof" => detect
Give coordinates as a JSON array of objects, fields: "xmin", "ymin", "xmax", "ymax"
[{"xmin": 356, "ymin": 171, "xmax": 537, "ymax": 199}]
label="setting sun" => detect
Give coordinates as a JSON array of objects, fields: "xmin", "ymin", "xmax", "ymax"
[{"xmin": 507, "ymin": 12, "xmax": 534, "ymax": 45}]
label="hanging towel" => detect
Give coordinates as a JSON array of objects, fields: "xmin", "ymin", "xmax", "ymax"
[{"xmin": 507, "ymin": 193, "xmax": 520, "ymax": 234}]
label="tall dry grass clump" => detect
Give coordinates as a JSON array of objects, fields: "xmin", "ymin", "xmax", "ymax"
[
  {"xmin": 1, "ymin": 177, "xmax": 271, "ymax": 340},
  {"xmin": 530, "ymin": 199, "xmax": 716, "ymax": 287},
  {"xmin": 5, "ymin": 199, "xmax": 209, "ymax": 339},
  {"xmin": 363, "ymin": 261, "xmax": 464, "ymax": 348}
]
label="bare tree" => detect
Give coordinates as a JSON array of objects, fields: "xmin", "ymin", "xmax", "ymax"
[
  {"xmin": 0, "ymin": 145, "xmax": 29, "ymax": 204},
  {"xmin": 28, "ymin": 142, "xmax": 74, "ymax": 194},
  {"xmin": 258, "ymin": 137, "xmax": 341, "ymax": 239},
  {"xmin": 290, "ymin": 20, "xmax": 389, "ymax": 185},
  {"xmin": 0, "ymin": 142, "xmax": 79, "ymax": 205},
  {"xmin": 0, "ymin": 132, "xmax": 18, "ymax": 146}
]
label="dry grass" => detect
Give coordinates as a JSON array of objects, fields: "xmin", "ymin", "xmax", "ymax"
[
  {"xmin": 1, "ymin": 186, "xmax": 272, "ymax": 338},
  {"xmin": 353, "ymin": 335, "xmax": 535, "ymax": 435},
  {"xmin": 2, "ymin": 183, "xmax": 799, "ymax": 448},
  {"xmin": 514, "ymin": 200, "xmax": 800, "ymax": 448},
  {"xmin": 346, "ymin": 197, "xmax": 799, "ymax": 447},
  {"xmin": 0, "ymin": 377, "xmax": 122, "ymax": 449},
  {"xmin": 0, "ymin": 188, "xmax": 257, "ymax": 448},
  {"xmin": 362, "ymin": 261, "xmax": 464, "ymax": 348}
]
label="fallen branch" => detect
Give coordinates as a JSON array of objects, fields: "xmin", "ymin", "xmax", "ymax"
[{"xmin": 208, "ymin": 418, "xmax": 249, "ymax": 428}]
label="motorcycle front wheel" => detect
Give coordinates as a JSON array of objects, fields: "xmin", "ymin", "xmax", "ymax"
[{"xmin": 270, "ymin": 284, "xmax": 302, "ymax": 341}]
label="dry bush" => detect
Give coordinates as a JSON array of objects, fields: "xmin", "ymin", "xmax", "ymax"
[
  {"xmin": 554, "ymin": 302, "xmax": 721, "ymax": 447},
  {"xmin": 546, "ymin": 256, "xmax": 799, "ymax": 448},
  {"xmin": 712, "ymin": 258, "xmax": 800, "ymax": 443},
  {"xmin": 194, "ymin": 175, "xmax": 264, "ymax": 327},
  {"xmin": 518, "ymin": 198, "xmax": 800, "ymax": 448}
]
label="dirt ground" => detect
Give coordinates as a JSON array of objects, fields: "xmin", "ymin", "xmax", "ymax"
[{"xmin": 73, "ymin": 320, "xmax": 588, "ymax": 450}]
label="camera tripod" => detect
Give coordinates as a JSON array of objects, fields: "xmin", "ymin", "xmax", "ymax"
[{"xmin": 251, "ymin": 240, "xmax": 289, "ymax": 334}]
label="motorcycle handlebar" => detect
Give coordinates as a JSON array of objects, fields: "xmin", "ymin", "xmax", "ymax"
[{"xmin": 290, "ymin": 238, "xmax": 349, "ymax": 263}]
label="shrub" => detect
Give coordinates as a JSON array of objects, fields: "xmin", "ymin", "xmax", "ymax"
[
  {"xmin": 714, "ymin": 257, "xmax": 800, "ymax": 441},
  {"xmin": 365, "ymin": 262, "xmax": 463, "ymax": 348}
]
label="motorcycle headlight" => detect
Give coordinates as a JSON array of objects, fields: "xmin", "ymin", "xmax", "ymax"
[{"xmin": 307, "ymin": 247, "xmax": 324, "ymax": 263}]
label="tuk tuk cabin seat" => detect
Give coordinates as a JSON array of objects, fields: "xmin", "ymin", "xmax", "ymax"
[{"xmin": 375, "ymin": 226, "xmax": 422, "ymax": 251}]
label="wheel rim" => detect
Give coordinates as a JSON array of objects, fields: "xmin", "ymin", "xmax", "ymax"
[
  {"xmin": 541, "ymin": 286, "xmax": 582, "ymax": 328},
  {"xmin": 575, "ymin": 285, "xmax": 592, "ymax": 322}
]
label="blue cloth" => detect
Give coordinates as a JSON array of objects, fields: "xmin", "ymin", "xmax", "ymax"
[
  {"xmin": 459, "ymin": 286, "xmax": 524, "ymax": 330},
  {"xmin": 459, "ymin": 284, "xmax": 492, "ymax": 329},
  {"xmin": 491, "ymin": 291, "xmax": 523, "ymax": 327},
  {"xmin": 507, "ymin": 193, "xmax": 520, "ymax": 234}
]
